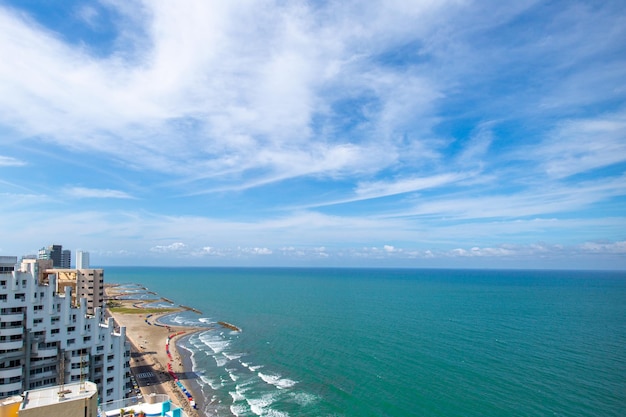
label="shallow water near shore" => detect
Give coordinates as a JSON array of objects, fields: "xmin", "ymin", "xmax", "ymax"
[{"xmin": 106, "ymin": 267, "xmax": 626, "ymax": 417}]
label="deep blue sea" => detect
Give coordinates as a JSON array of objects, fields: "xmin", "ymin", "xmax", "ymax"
[{"xmin": 105, "ymin": 267, "xmax": 626, "ymax": 417}]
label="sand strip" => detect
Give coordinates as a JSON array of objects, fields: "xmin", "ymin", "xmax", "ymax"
[{"xmin": 105, "ymin": 285, "xmax": 211, "ymax": 417}]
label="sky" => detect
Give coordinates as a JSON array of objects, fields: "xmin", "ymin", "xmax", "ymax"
[{"xmin": 0, "ymin": 0, "xmax": 625, "ymax": 269}]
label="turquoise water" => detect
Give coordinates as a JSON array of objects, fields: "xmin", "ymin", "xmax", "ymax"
[{"xmin": 106, "ymin": 267, "xmax": 626, "ymax": 417}]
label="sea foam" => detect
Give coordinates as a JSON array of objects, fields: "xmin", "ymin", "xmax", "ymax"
[{"xmin": 258, "ymin": 372, "xmax": 297, "ymax": 389}]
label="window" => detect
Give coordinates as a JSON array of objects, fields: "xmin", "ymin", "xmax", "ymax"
[
  {"xmin": 67, "ymin": 326, "xmax": 75, "ymax": 332},
  {"xmin": 0, "ymin": 359, "xmax": 21, "ymax": 369},
  {"xmin": 33, "ymin": 318, "xmax": 43, "ymax": 324},
  {"xmin": 83, "ymin": 336, "xmax": 91, "ymax": 343},
  {"xmin": 51, "ymin": 329, "xmax": 59, "ymax": 334},
  {"xmin": 0, "ymin": 295, "xmax": 6, "ymax": 301},
  {"xmin": 0, "ymin": 334, "xmax": 23, "ymax": 342},
  {"xmin": 34, "ymin": 305, "xmax": 43, "ymax": 311},
  {"xmin": 67, "ymin": 339, "xmax": 75, "ymax": 345},
  {"xmin": 14, "ymin": 293, "xmax": 25, "ymax": 301},
  {"xmin": 1, "ymin": 307, "xmax": 23, "ymax": 314}
]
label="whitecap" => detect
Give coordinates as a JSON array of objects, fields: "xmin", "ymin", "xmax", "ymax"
[
  {"xmin": 229, "ymin": 390, "xmax": 245, "ymax": 402},
  {"xmin": 230, "ymin": 403, "xmax": 248, "ymax": 417},
  {"xmin": 246, "ymin": 393, "xmax": 279, "ymax": 416},
  {"xmin": 290, "ymin": 392, "xmax": 318, "ymax": 406},
  {"xmin": 258, "ymin": 372, "xmax": 297, "ymax": 389},
  {"xmin": 265, "ymin": 410, "xmax": 290, "ymax": 417},
  {"xmin": 202, "ymin": 376, "xmax": 221, "ymax": 391},
  {"xmin": 224, "ymin": 352, "xmax": 243, "ymax": 361},
  {"xmin": 213, "ymin": 355, "xmax": 228, "ymax": 367},
  {"xmin": 198, "ymin": 317, "xmax": 215, "ymax": 324}
]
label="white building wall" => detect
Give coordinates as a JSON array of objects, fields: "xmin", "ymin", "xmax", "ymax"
[
  {"xmin": 0, "ymin": 259, "xmax": 130, "ymax": 403},
  {"xmin": 76, "ymin": 251, "xmax": 90, "ymax": 269}
]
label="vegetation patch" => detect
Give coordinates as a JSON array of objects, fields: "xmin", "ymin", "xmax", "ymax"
[{"xmin": 109, "ymin": 307, "xmax": 177, "ymax": 314}]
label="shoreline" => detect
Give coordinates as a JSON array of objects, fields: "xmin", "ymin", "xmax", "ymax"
[
  {"xmin": 105, "ymin": 284, "xmax": 212, "ymax": 417},
  {"xmin": 176, "ymin": 335, "xmax": 212, "ymax": 416}
]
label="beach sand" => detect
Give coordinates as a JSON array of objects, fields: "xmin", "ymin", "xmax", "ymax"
[{"xmin": 105, "ymin": 285, "xmax": 210, "ymax": 417}]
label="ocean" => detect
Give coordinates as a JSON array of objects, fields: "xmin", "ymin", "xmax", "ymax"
[{"xmin": 105, "ymin": 267, "xmax": 626, "ymax": 417}]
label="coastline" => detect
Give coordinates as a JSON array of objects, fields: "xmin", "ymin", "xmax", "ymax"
[
  {"xmin": 176, "ymin": 335, "xmax": 211, "ymax": 416},
  {"xmin": 105, "ymin": 284, "xmax": 211, "ymax": 417}
]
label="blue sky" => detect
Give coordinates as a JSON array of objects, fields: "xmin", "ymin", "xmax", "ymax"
[{"xmin": 0, "ymin": 0, "xmax": 625, "ymax": 269}]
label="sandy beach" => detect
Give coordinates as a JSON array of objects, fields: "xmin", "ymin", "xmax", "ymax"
[{"xmin": 105, "ymin": 284, "xmax": 210, "ymax": 417}]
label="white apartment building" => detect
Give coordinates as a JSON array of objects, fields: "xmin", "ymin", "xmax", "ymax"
[{"xmin": 0, "ymin": 257, "xmax": 130, "ymax": 404}]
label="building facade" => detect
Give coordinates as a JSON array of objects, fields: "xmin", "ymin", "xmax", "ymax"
[
  {"xmin": 37, "ymin": 245, "xmax": 71, "ymax": 268},
  {"xmin": 76, "ymin": 251, "xmax": 90, "ymax": 270},
  {"xmin": 43, "ymin": 268, "xmax": 105, "ymax": 317},
  {"xmin": 0, "ymin": 257, "xmax": 130, "ymax": 404}
]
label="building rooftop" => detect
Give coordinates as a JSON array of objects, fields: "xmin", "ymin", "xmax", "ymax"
[{"xmin": 21, "ymin": 381, "xmax": 98, "ymax": 410}]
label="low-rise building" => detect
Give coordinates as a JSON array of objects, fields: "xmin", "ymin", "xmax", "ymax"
[{"xmin": 19, "ymin": 381, "xmax": 98, "ymax": 417}]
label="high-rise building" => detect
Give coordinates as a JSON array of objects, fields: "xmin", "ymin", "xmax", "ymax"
[
  {"xmin": 0, "ymin": 257, "xmax": 130, "ymax": 403},
  {"xmin": 76, "ymin": 251, "xmax": 90, "ymax": 269},
  {"xmin": 61, "ymin": 249, "xmax": 71, "ymax": 268},
  {"xmin": 38, "ymin": 244, "xmax": 65, "ymax": 268}
]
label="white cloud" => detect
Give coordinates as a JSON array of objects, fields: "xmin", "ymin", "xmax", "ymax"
[
  {"xmin": 578, "ymin": 241, "xmax": 626, "ymax": 254},
  {"xmin": 66, "ymin": 187, "xmax": 135, "ymax": 199},
  {"xmin": 0, "ymin": 155, "xmax": 26, "ymax": 166},
  {"xmin": 535, "ymin": 111, "xmax": 626, "ymax": 178},
  {"xmin": 355, "ymin": 172, "xmax": 468, "ymax": 200},
  {"xmin": 150, "ymin": 242, "xmax": 186, "ymax": 253},
  {"xmin": 241, "ymin": 247, "xmax": 273, "ymax": 256}
]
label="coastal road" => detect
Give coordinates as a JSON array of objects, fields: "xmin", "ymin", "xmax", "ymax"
[{"xmin": 129, "ymin": 344, "xmax": 169, "ymax": 397}]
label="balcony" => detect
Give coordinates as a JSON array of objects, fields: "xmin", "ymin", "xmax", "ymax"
[
  {"xmin": 0, "ymin": 326, "xmax": 23, "ymax": 336},
  {"xmin": 0, "ymin": 340, "xmax": 23, "ymax": 350},
  {"xmin": 33, "ymin": 342, "xmax": 57, "ymax": 356},
  {"xmin": 0, "ymin": 381, "xmax": 21, "ymax": 394},
  {"xmin": 0, "ymin": 366, "xmax": 22, "ymax": 379},
  {"xmin": 29, "ymin": 369, "xmax": 57, "ymax": 380},
  {"xmin": 0, "ymin": 312, "xmax": 24, "ymax": 322}
]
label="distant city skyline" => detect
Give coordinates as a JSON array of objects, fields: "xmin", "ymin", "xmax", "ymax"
[{"xmin": 0, "ymin": 1, "xmax": 624, "ymax": 269}]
